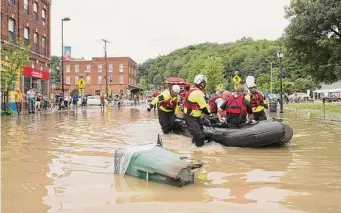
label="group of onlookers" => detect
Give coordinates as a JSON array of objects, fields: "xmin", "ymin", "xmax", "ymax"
[
  {"xmin": 13, "ymin": 89, "xmax": 91, "ymax": 115},
  {"xmin": 14, "ymin": 88, "xmax": 49, "ymax": 115}
]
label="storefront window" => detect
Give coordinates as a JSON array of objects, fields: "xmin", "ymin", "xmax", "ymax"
[
  {"xmin": 32, "ymin": 78, "xmax": 42, "ymax": 93},
  {"xmin": 41, "ymin": 80, "xmax": 48, "ymax": 95},
  {"xmin": 24, "ymin": 76, "xmax": 32, "ymax": 93}
]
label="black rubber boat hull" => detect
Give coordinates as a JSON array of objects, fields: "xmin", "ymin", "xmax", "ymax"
[{"xmin": 173, "ymin": 118, "xmax": 293, "ymax": 148}]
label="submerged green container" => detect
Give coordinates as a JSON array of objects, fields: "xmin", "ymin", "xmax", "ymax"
[{"xmin": 114, "ymin": 144, "xmax": 202, "ymax": 187}]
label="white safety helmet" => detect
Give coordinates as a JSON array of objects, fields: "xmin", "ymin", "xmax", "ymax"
[
  {"xmin": 193, "ymin": 74, "xmax": 208, "ymax": 85},
  {"xmin": 171, "ymin": 85, "xmax": 181, "ymax": 94},
  {"xmin": 247, "ymin": 82, "xmax": 256, "ymax": 88}
]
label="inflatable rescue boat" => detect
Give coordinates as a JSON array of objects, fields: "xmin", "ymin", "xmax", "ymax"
[{"xmin": 173, "ymin": 118, "xmax": 293, "ymax": 148}]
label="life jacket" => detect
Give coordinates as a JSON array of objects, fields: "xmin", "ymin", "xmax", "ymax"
[
  {"xmin": 183, "ymin": 87, "xmax": 201, "ymax": 111},
  {"xmin": 249, "ymin": 92, "xmax": 264, "ymax": 108},
  {"xmin": 159, "ymin": 93, "xmax": 178, "ymax": 111},
  {"xmin": 208, "ymin": 95, "xmax": 223, "ymax": 113},
  {"xmin": 226, "ymin": 95, "xmax": 247, "ymax": 117}
]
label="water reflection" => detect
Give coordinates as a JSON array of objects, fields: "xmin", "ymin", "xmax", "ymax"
[{"xmin": 1, "ymin": 109, "xmax": 341, "ymax": 213}]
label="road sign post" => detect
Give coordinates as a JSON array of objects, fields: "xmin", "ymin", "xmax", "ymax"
[
  {"xmin": 77, "ymin": 78, "xmax": 87, "ymax": 95},
  {"xmin": 232, "ymin": 74, "xmax": 242, "ymax": 89}
]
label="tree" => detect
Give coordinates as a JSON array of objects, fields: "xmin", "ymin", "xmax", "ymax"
[
  {"xmin": 153, "ymin": 74, "xmax": 163, "ymax": 88},
  {"xmin": 294, "ymin": 77, "xmax": 316, "ymax": 92},
  {"xmin": 137, "ymin": 38, "xmax": 320, "ymax": 92},
  {"xmin": 202, "ymin": 56, "xmax": 225, "ymax": 92},
  {"xmin": 1, "ymin": 40, "xmax": 30, "ymax": 115},
  {"xmin": 138, "ymin": 76, "xmax": 148, "ymax": 90},
  {"xmin": 51, "ymin": 56, "xmax": 61, "ymax": 83},
  {"xmin": 163, "ymin": 70, "xmax": 171, "ymax": 80},
  {"xmin": 187, "ymin": 56, "xmax": 206, "ymax": 83},
  {"xmin": 284, "ymin": 0, "xmax": 341, "ymax": 83}
]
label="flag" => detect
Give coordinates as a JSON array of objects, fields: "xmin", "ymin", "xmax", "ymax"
[{"xmin": 64, "ymin": 46, "xmax": 71, "ymax": 62}]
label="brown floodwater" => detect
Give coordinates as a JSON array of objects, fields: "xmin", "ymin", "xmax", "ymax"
[{"xmin": 1, "ymin": 107, "xmax": 341, "ymax": 213}]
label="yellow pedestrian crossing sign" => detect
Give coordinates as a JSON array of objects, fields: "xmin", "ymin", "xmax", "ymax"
[
  {"xmin": 77, "ymin": 78, "xmax": 86, "ymax": 88},
  {"xmin": 217, "ymin": 83, "xmax": 224, "ymax": 90},
  {"xmin": 232, "ymin": 75, "xmax": 241, "ymax": 84}
]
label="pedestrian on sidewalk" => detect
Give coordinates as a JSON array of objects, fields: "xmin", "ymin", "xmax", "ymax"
[
  {"xmin": 43, "ymin": 94, "xmax": 49, "ymax": 111},
  {"xmin": 100, "ymin": 93, "xmax": 105, "ymax": 110},
  {"xmin": 72, "ymin": 92, "xmax": 79, "ymax": 110},
  {"xmin": 14, "ymin": 89, "xmax": 23, "ymax": 115},
  {"xmin": 27, "ymin": 88, "xmax": 36, "ymax": 113}
]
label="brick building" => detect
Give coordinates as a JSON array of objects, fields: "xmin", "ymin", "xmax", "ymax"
[
  {"xmin": 1, "ymin": 0, "xmax": 51, "ymax": 94},
  {"xmin": 63, "ymin": 57, "xmax": 141, "ymax": 97}
]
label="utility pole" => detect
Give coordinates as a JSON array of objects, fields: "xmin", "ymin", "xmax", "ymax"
[
  {"xmin": 61, "ymin": 17, "xmax": 70, "ymax": 98},
  {"xmin": 270, "ymin": 62, "xmax": 273, "ymax": 93},
  {"xmin": 102, "ymin": 39, "xmax": 109, "ymax": 99}
]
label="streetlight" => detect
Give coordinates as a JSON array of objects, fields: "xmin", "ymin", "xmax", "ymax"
[
  {"xmin": 277, "ymin": 49, "xmax": 284, "ymax": 113},
  {"xmin": 61, "ymin": 17, "xmax": 70, "ymax": 98}
]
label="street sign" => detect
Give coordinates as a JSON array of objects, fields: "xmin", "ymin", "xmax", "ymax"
[
  {"xmin": 232, "ymin": 75, "xmax": 241, "ymax": 84},
  {"xmin": 217, "ymin": 83, "xmax": 224, "ymax": 90},
  {"xmin": 78, "ymin": 88, "xmax": 85, "ymax": 93},
  {"xmin": 77, "ymin": 78, "xmax": 86, "ymax": 88}
]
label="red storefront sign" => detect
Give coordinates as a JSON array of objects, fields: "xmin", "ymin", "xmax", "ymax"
[{"xmin": 23, "ymin": 67, "xmax": 50, "ymax": 80}]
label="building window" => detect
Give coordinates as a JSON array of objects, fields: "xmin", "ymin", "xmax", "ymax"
[
  {"xmin": 42, "ymin": 9, "xmax": 46, "ymax": 27},
  {"xmin": 108, "ymin": 64, "xmax": 113, "ymax": 72},
  {"xmin": 109, "ymin": 76, "xmax": 113, "ymax": 83},
  {"xmin": 86, "ymin": 76, "xmax": 91, "ymax": 84},
  {"xmin": 75, "ymin": 64, "xmax": 79, "ymax": 73},
  {"xmin": 98, "ymin": 64, "xmax": 102, "ymax": 72},
  {"xmin": 119, "ymin": 75, "xmax": 123, "ymax": 84},
  {"xmin": 42, "ymin": 37, "xmax": 46, "ymax": 56},
  {"xmin": 95, "ymin": 90, "xmax": 100, "ymax": 96},
  {"xmin": 8, "ymin": 18, "xmax": 15, "ymax": 42},
  {"xmin": 86, "ymin": 64, "xmax": 91, "ymax": 72},
  {"xmin": 119, "ymin": 64, "xmax": 124, "ymax": 72},
  {"xmin": 8, "ymin": 0, "xmax": 15, "ymax": 6},
  {"xmin": 66, "ymin": 64, "xmax": 70, "ymax": 72},
  {"xmin": 24, "ymin": 27, "xmax": 30, "ymax": 46},
  {"xmin": 75, "ymin": 76, "xmax": 79, "ymax": 84},
  {"xmin": 33, "ymin": 2, "xmax": 38, "ymax": 22},
  {"xmin": 34, "ymin": 33, "xmax": 39, "ymax": 53},
  {"xmin": 98, "ymin": 76, "xmax": 102, "ymax": 84},
  {"xmin": 66, "ymin": 76, "xmax": 70, "ymax": 84},
  {"xmin": 24, "ymin": 0, "xmax": 29, "ymax": 15}
]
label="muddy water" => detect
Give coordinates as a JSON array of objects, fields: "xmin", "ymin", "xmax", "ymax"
[{"xmin": 1, "ymin": 108, "xmax": 341, "ymax": 213}]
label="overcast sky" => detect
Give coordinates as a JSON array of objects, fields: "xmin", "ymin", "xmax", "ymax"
[{"xmin": 51, "ymin": 0, "xmax": 291, "ymax": 63}]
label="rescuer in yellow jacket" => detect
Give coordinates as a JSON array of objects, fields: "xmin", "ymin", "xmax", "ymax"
[
  {"xmin": 148, "ymin": 85, "xmax": 181, "ymax": 134},
  {"xmin": 183, "ymin": 74, "xmax": 211, "ymax": 147},
  {"xmin": 245, "ymin": 82, "xmax": 268, "ymax": 121}
]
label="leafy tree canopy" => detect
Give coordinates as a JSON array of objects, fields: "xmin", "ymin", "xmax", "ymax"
[
  {"xmin": 284, "ymin": 0, "xmax": 341, "ymax": 83},
  {"xmin": 137, "ymin": 39, "xmax": 317, "ymax": 93}
]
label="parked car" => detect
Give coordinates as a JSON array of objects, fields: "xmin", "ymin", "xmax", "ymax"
[
  {"xmin": 86, "ymin": 96, "xmax": 101, "ymax": 106},
  {"xmin": 268, "ymin": 93, "xmax": 280, "ymax": 103},
  {"xmin": 323, "ymin": 95, "xmax": 341, "ymax": 102}
]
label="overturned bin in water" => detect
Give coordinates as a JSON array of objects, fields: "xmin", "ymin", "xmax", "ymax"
[{"xmin": 114, "ymin": 137, "xmax": 202, "ymax": 187}]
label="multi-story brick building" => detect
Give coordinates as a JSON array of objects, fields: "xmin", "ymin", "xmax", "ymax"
[
  {"xmin": 1, "ymin": 0, "xmax": 51, "ymax": 94},
  {"xmin": 63, "ymin": 57, "xmax": 140, "ymax": 97}
]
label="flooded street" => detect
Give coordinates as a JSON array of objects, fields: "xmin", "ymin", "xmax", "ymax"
[{"xmin": 2, "ymin": 107, "xmax": 341, "ymax": 213}]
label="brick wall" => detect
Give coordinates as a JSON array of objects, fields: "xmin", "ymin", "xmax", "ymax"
[
  {"xmin": 1, "ymin": 0, "xmax": 51, "ymax": 72},
  {"xmin": 63, "ymin": 57, "xmax": 139, "ymax": 96}
]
